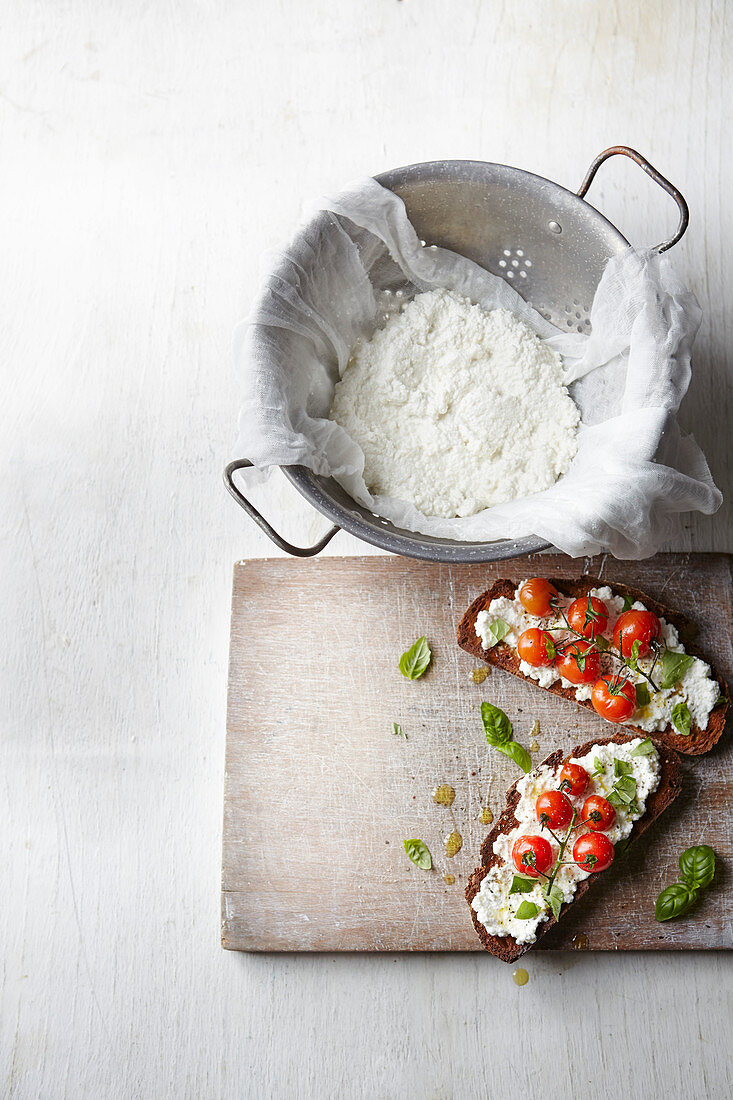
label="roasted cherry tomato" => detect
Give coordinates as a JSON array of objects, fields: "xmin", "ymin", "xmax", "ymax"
[
  {"xmin": 512, "ymin": 834, "xmax": 553, "ymax": 877},
  {"xmin": 573, "ymin": 832, "xmax": 614, "ymax": 873},
  {"xmin": 591, "ymin": 676, "xmax": 636, "ymax": 723},
  {"xmin": 559, "ymin": 762, "xmax": 589, "ymax": 797},
  {"xmin": 581, "ymin": 794, "xmax": 616, "ymax": 831},
  {"xmin": 536, "ymin": 790, "xmax": 573, "ymax": 829},
  {"xmin": 567, "ymin": 596, "xmax": 609, "ymax": 640},
  {"xmin": 612, "ymin": 609, "xmax": 661, "ymax": 659},
  {"xmin": 555, "ymin": 640, "xmax": 601, "ymax": 685},
  {"xmin": 517, "ymin": 578, "xmax": 558, "ymax": 618},
  {"xmin": 517, "ymin": 628, "xmax": 556, "ymax": 667}
]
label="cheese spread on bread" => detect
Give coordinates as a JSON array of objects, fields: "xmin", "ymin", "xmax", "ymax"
[
  {"xmin": 471, "ymin": 738, "xmax": 660, "ymax": 944},
  {"xmin": 475, "ymin": 583, "xmax": 720, "ymax": 733}
]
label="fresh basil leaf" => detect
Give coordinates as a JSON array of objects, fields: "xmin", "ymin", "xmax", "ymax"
[
  {"xmin": 659, "ymin": 650, "xmax": 695, "ymax": 691},
  {"xmin": 392, "ymin": 722, "xmax": 406, "ymax": 738},
  {"xmin": 614, "ymin": 837, "xmax": 630, "ymax": 857},
  {"xmin": 591, "ymin": 757, "xmax": 605, "ymax": 777},
  {"xmin": 631, "ymin": 738, "xmax": 656, "ymax": 756},
  {"xmin": 671, "ymin": 701, "xmax": 692, "ymax": 737},
  {"xmin": 625, "ymin": 638, "xmax": 641, "ymax": 672},
  {"xmin": 509, "ymin": 874, "xmax": 536, "ymax": 895},
  {"xmin": 614, "ymin": 758, "xmax": 633, "ymax": 778},
  {"xmin": 622, "ymin": 594, "xmax": 634, "ymax": 613},
  {"xmin": 635, "ymin": 683, "xmax": 651, "ymax": 708},
  {"xmin": 544, "ymin": 884, "xmax": 564, "ymax": 921},
  {"xmin": 481, "ymin": 702, "xmax": 513, "ymax": 747},
  {"xmin": 398, "ymin": 636, "xmax": 432, "ymax": 680},
  {"xmin": 679, "ymin": 845, "xmax": 716, "ymax": 890},
  {"xmin": 713, "ymin": 694, "xmax": 729, "ymax": 708},
  {"xmin": 483, "ymin": 618, "xmax": 510, "ymax": 648},
  {"xmin": 607, "ymin": 774, "xmax": 637, "ymax": 808},
  {"xmin": 655, "ymin": 882, "xmax": 695, "ymax": 922},
  {"xmin": 515, "ymin": 900, "xmax": 540, "ymax": 920},
  {"xmin": 499, "ymin": 739, "xmax": 532, "ymax": 773},
  {"xmin": 403, "ymin": 838, "xmax": 432, "ymax": 870}
]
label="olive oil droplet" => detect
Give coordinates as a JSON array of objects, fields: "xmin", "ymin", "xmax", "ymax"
[
  {"xmin": 529, "ymin": 740, "xmax": 539, "ymax": 753},
  {"xmin": 433, "ymin": 784, "xmax": 456, "ymax": 807},
  {"xmin": 572, "ymin": 932, "xmax": 589, "ymax": 951},
  {"xmin": 443, "ymin": 830, "xmax": 463, "ymax": 857},
  {"xmin": 443, "ymin": 873, "xmax": 455, "ymax": 885},
  {"xmin": 480, "ymin": 807, "xmax": 494, "ymax": 825},
  {"xmin": 471, "ymin": 667, "xmax": 489, "ymax": 684},
  {"xmin": 513, "ymin": 968, "xmax": 529, "ymax": 986}
]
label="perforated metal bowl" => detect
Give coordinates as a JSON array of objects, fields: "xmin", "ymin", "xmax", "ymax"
[{"xmin": 225, "ymin": 147, "xmax": 688, "ymax": 560}]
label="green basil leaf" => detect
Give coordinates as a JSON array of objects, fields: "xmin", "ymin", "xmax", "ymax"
[
  {"xmin": 483, "ymin": 618, "xmax": 510, "ymax": 648},
  {"xmin": 622, "ymin": 594, "xmax": 634, "ymax": 612},
  {"xmin": 591, "ymin": 757, "xmax": 605, "ymax": 777},
  {"xmin": 595, "ymin": 635, "xmax": 610, "ymax": 652},
  {"xmin": 481, "ymin": 702, "xmax": 513, "ymax": 747},
  {"xmin": 679, "ymin": 845, "xmax": 716, "ymax": 890},
  {"xmin": 713, "ymin": 694, "xmax": 728, "ymax": 708},
  {"xmin": 403, "ymin": 838, "xmax": 432, "ymax": 870},
  {"xmin": 671, "ymin": 701, "xmax": 692, "ymax": 737},
  {"xmin": 544, "ymin": 884, "xmax": 564, "ymax": 921},
  {"xmin": 509, "ymin": 874, "xmax": 536, "ymax": 895},
  {"xmin": 614, "ymin": 758, "xmax": 633, "ymax": 777},
  {"xmin": 607, "ymin": 774, "xmax": 637, "ymax": 808},
  {"xmin": 614, "ymin": 838, "xmax": 630, "ymax": 857},
  {"xmin": 655, "ymin": 882, "xmax": 695, "ymax": 922},
  {"xmin": 392, "ymin": 722, "xmax": 406, "ymax": 738},
  {"xmin": 635, "ymin": 683, "xmax": 651, "ymax": 708},
  {"xmin": 659, "ymin": 650, "xmax": 695, "ymax": 690},
  {"xmin": 626, "ymin": 638, "xmax": 641, "ymax": 672},
  {"xmin": 499, "ymin": 739, "xmax": 532, "ymax": 773},
  {"xmin": 398, "ymin": 636, "xmax": 432, "ymax": 680},
  {"xmin": 515, "ymin": 900, "xmax": 540, "ymax": 920},
  {"xmin": 631, "ymin": 738, "xmax": 656, "ymax": 756}
]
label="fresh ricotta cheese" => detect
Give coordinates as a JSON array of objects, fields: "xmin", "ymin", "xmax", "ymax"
[
  {"xmin": 475, "ymin": 582, "xmax": 720, "ymax": 733},
  {"xmin": 328, "ymin": 289, "xmax": 580, "ymax": 519},
  {"xmin": 471, "ymin": 738, "xmax": 661, "ymax": 944}
]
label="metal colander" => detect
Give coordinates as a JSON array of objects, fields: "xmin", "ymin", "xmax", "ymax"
[{"xmin": 225, "ymin": 146, "xmax": 688, "ymax": 561}]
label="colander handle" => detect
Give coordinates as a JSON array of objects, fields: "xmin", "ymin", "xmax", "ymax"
[
  {"xmin": 576, "ymin": 146, "xmax": 689, "ymax": 254},
  {"xmin": 223, "ymin": 459, "xmax": 341, "ymax": 557}
]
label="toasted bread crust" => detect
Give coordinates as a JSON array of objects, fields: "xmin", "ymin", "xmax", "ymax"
[
  {"xmin": 464, "ymin": 732, "xmax": 683, "ymax": 962},
  {"xmin": 457, "ymin": 577, "xmax": 729, "ymax": 756}
]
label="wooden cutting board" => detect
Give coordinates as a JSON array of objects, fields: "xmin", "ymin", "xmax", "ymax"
[{"xmin": 222, "ymin": 553, "xmax": 732, "ymax": 952}]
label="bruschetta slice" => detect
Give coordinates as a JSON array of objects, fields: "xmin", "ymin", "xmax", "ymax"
[
  {"xmin": 465, "ymin": 732, "xmax": 682, "ymax": 961},
  {"xmin": 457, "ymin": 577, "xmax": 729, "ymax": 755}
]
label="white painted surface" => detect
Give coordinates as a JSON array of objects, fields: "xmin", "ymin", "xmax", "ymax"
[{"xmin": 1, "ymin": 1, "xmax": 731, "ymax": 1097}]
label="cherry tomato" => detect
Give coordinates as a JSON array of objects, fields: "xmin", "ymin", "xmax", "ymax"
[
  {"xmin": 555, "ymin": 640, "xmax": 601, "ymax": 685},
  {"xmin": 591, "ymin": 676, "xmax": 636, "ymax": 723},
  {"xmin": 517, "ymin": 628, "xmax": 556, "ymax": 667},
  {"xmin": 612, "ymin": 609, "xmax": 661, "ymax": 659},
  {"xmin": 581, "ymin": 794, "xmax": 616, "ymax": 831},
  {"xmin": 573, "ymin": 832, "xmax": 614, "ymax": 873},
  {"xmin": 512, "ymin": 834, "xmax": 553, "ymax": 877},
  {"xmin": 567, "ymin": 596, "xmax": 609, "ymax": 640},
  {"xmin": 517, "ymin": 578, "xmax": 558, "ymax": 618},
  {"xmin": 536, "ymin": 790, "xmax": 573, "ymax": 829},
  {"xmin": 559, "ymin": 762, "xmax": 589, "ymax": 798}
]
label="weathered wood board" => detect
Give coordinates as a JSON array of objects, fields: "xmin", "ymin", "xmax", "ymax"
[{"xmin": 222, "ymin": 553, "xmax": 732, "ymax": 952}]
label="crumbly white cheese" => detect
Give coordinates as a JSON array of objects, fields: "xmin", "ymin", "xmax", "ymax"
[
  {"xmin": 475, "ymin": 582, "xmax": 720, "ymax": 733},
  {"xmin": 471, "ymin": 738, "xmax": 660, "ymax": 944},
  {"xmin": 328, "ymin": 290, "xmax": 580, "ymax": 519}
]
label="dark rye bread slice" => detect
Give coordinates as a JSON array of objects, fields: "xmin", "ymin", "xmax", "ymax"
[
  {"xmin": 457, "ymin": 577, "xmax": 729, "ymax": 756},
  {"xmin": 465, "ymin": 732, "xmax": 683, "ymax": 961}
]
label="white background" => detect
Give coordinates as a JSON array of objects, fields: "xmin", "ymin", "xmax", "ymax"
[{"xmin": 2, "ymin": 1, "xmax": 731, "ymax": 1097}]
